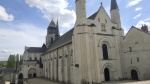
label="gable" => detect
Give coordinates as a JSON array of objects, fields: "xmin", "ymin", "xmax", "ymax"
[
  {"xmin": 88, "ymin": 6, "xmax": 111, "ymax": 23},
  {"xmin": 123, "ymin": 27, "xmax": 150, "ymax": 54},
  {"xmin": 124, "ymin": 27, "xmax": 150, "ymax": 41}
]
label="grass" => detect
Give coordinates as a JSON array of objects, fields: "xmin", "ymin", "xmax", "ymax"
[{"xmin": 0, "ymin": 61, "xmax": 7, "ymax": 67}]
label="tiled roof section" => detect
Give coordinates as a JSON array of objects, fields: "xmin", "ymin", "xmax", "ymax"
[
  {"xmin": 26, "ymin": 47, "xmax": 46, "ymax": 53},
  {"xmin": 111, "ymin": 0, "xmax": 118, "ymax": 11},
  {"xmin": 87, "ymin": 10, "xmax": 99, "ymax": 20},
  {"xmin": 46, "ymin": 28, "xmax": 74, "ymax": 52}
]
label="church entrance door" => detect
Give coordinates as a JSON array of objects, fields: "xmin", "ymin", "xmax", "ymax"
[
  {"xmin": 104, "ymin": 68, "xmax": 110, "ymax": 81},
  {"xmin": 18, "ymin": 73, "xmax": 23, "ymax": 84},
  {"xmin": 131, "ymin": 70, "xmax": 138, "ymax": 80},
  {"xmin": 33, "ymin": 73, "xmax": 37, "ymax": 78}
]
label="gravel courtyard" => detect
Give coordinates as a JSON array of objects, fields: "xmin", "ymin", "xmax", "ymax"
[
  {"xmin": 26, "ymin": 78, "xmax": 150, "ymax": 84},
  {"xmin": 27, "ymin": 78, "xmax": 60, "ymax": 84}
]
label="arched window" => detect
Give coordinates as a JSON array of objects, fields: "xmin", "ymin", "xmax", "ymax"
[{"xmin": 102, "ymin": 44, "xmax": 108, "ymax": 60}]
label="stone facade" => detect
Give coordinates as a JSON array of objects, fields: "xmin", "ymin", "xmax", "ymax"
[{"xmin": 19, "ymin": 0, "xmax": 150, "ymax": 84}]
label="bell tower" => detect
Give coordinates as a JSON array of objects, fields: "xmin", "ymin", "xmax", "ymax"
[
  {"xmin": 110, "ymin": 0, "xmax": 121, "ymax": 28},
  {"xmin": 46, "ymin": 19, "xmax": 60, "ymax": 47},
  {"xmin": 75, "ymin": 0, "xmax": 86, "ymax": 25}
]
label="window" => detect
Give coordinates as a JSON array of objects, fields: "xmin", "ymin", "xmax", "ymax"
[
  {"xmin": 51, "ymin": 38, "xmax": 53, "ymax": 44},
  {"xmin": 102, "ymin": 44, "xmax": 109, "ymax": 60},
  {"xmin": 28, "ymin": 65, "xmax": 29, "ymax": 67},
  {"xmin": 98, "ymin": 18, "xmax": 100, "ymax": 22},
  {"xmin": 40, "ymin": 57, "xmax": 42, "ymax": 63},
  {"xmin": 101, "ymin": 23, "xmax": 106, "ymax": 31},
  {"xmin": 137, "ymin": 57, "xmax": 140, "ymax": 62},
  {"xmin": 129, "ymin": 47, "xmax": 132, "ymax": 52},
  {"xmin": 131, "ymin": 59, "xmax": 132, "ymax": 64},
  {"xmin": 105, "ymin": 19, "xmax": 107, "ymax": 23},
  {"xmin": 30, "ymin": 57, "xmax": 32, "ymax": 60},
  {"xmin": 35, "ymin": 57, "xmax": 37, "ymax": 60}
]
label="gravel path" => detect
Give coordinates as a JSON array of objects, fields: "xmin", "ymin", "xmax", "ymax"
[{"xmin": 27, "ymin": 78, "xmax": 60, "ymax": 84}]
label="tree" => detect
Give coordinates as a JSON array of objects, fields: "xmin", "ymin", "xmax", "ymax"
[
  {"xmin": 19, "ymin": 55, "xmax": 23, "ymax": 65},
  {"xmin": 7, "ymin": 55, "xmax": 16, "ymax": 68},
  {"xmin": 15, "ymin": 54, "xmax": 19, "ymax": 70},
  {"xmin": 6, "ymin": 54, "xmax": 23, "ymax": 69}
]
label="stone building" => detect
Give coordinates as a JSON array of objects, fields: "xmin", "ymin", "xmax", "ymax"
[{"xmin": 18, "ymin": 0, "xmax": 150, "ymax": 84}]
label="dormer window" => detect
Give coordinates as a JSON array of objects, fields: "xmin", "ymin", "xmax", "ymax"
[{"xmin": 101, "ymin": 23, "xmax": 106, "ymax": 31}]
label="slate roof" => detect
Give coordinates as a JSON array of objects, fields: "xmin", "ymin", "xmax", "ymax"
[
  {"xmin": 26, "ymin": 44, "xmax": 47, "ymax": 53},
  {"xmin": 111, "ymin": 0, "xmax": 118, "ymax": 10},
  {"xmin": 47, "ymin": 20, "xmax": 60, "ymax": 35},
  {"xmin": 49, "ymin": 20, "xmax": 56, "ymax": 27},
  {"xmin": 46, "ymin": 28, "xmax": 74, "ymax": 52},
  {"xmin": 88, "ymin": 9, "xmax": 99, "ymax": 20}
]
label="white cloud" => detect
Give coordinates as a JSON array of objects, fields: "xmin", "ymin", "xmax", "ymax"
[
  {"xmin": 25, "ymin": 0, "xmax": 76, "ymax": 28},
  {"xmin": 0, "ymin": 49, "xmax": 10, "ymax": 53},
  {"xmin": 0, "ymin": 22, "xmax": 46, "ymax": 60},
  {"xmin": 127, "ymin": 0, "xmax": 142, "ymax": 7},
  {"xmin": 0, "ymin": 6, "xmax": 14, "ymax": 21},
  {"xmin": 135, "ymin": 19, "xmax": 150, "ymax": 30},
  {"xmin": 133, "ymin": 13, "xmax": 141, "ymax": 19},
  {"xmin": 144, "ymin": 18, "xmax": 150, "ymax": 21},
  {"xmin": 135, "ymin": 7, "xmax": 142, "ymax": 11}
]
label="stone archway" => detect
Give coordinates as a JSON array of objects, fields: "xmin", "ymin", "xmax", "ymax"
[
  {"xmin": 102, "ymin": 63, "xmax": 116, "ymax": 81},
  {"xmin": 28, "ymin": 68, "xmax": 36, "ymax": 78},
  {"xmin": 131, "ymin": 70, "xmax": 138, "ymax": 80}
]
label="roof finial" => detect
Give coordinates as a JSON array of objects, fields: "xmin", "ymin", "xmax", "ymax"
[
  {"xmin": 101, "ymin": 2, "xmax": 103, "ymax": 6},
  {"xmin": 52, "ymin": 14, "xmax": 54, "ymax": 21}
]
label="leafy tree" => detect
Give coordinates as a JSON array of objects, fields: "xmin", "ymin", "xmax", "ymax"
[
  {"xmin": 19, "ymin": 55, "xmax": 23, "ymax": 65},
  {"xmin": 15, "ymin": 54, "xmax": 19, "ymax": 70},
  {"xmin": 7, "ymin": 55, "xmax": 16, "ymax": 68},
  {"xmin": 6, "ymin": 54, "xmax": 23, "ymax": 70}
]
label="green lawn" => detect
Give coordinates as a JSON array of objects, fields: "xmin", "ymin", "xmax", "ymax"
[{"xmin": 0, "ymin": 61, "xmax": 7, "ymax": 67}]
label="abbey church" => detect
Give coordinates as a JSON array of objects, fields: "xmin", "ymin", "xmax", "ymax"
[{"xmin": 17, "ymin": 0, "xmax": 150, "ymax": 84}]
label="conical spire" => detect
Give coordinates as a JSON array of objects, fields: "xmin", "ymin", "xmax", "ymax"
[
  {"xmin": 56, "ymin": 19, "xmax": 60, "ymax": 36},
  {"xmin": 111, "ymin": 0, "xmax": 118, "ymax": 11},
  {"xmin": 49, "ymin": 19, "xmax": 56, "ymax": 27}
]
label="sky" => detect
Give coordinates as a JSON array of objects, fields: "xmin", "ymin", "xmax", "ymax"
[{"xmin": 0, "ymin": 0, "xmax": 149, "ymax": 61}]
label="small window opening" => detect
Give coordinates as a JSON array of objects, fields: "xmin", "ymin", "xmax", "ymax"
[
  {"xmin": 51, "ymin": 38, "xmax": 53, "ymax": 44},
  {"xmin": 129, "ymin": 47, "xmax": 132, "ymax": 52},
  {"xmin": 101, "ymin": 23, "xmax": 106, "ymax": 31},
  {"xmin": 98, "ymin": 18, "xmax": 100, "ymax": 22},
  {"xmin": 105, "ymin": 19, "xmax": 107, "ymax": 23},
  {"xmin": 137, "ymin": 57, "xmax": 140, "ymax": 62}
]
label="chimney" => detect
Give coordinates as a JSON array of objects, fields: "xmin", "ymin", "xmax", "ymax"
[{"xmin": 141, "ymin": 24, "xmax": 148, "ymax": 33}]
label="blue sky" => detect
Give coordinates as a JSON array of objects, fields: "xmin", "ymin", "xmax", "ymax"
[{"xmin": 0, "ymin": 0, "xmax": 149, "ymax": 61}]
